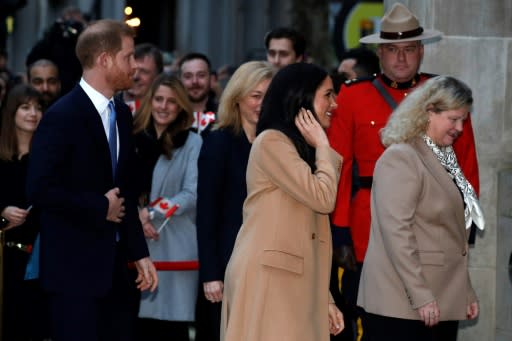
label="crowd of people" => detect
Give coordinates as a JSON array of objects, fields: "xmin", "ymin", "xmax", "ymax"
[{"xmin": 0, "ymin": 3, "xmax": 483, "ymax": 341}]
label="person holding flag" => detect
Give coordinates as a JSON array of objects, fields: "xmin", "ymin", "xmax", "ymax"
[{"xmin": 134, "ymin": 74, "xmax": 202, "ymax": 340}]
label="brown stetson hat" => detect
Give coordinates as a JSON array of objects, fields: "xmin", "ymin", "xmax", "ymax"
[{"xmin": 360, "ymin": 3, "xmax": 442, "ymax": 44}]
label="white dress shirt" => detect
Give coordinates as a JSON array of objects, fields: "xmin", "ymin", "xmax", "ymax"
[{"xmin": 79, "ymin": 78, "xmax": 119, "ymax": 157}]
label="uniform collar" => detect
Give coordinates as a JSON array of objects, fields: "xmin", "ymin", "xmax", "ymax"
[{"xmin": 380, "ymin": 73, "xmax": 421, "ymax": 89}]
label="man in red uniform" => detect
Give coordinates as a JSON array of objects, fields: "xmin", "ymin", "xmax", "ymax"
[{"xmin": 327, "ymin": 3, "xmax": 479, "ymax": 340}]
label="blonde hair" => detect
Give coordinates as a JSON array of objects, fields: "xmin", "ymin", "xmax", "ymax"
[
  {"xmin": 381, "ymin": 75, "xmax": 473, "ymax": 147},
  {"xmin": 215, "ymin": 61, "xmax": 275, "ymax": 135}
]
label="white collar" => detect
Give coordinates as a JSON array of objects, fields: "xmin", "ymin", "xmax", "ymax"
[{"xmin": 79, "ymin": 78, "xmax": 113, "ymax": 115}]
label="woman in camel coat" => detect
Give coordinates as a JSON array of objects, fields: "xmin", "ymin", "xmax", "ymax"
[{"xmin": 221, "ymin": 63, "xmax": 344, "ymax": 340}]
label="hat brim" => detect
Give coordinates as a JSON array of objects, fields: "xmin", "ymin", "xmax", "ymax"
[{"xmin": 359, "ymin": 29, "xmax": 443, "ymax": 44}]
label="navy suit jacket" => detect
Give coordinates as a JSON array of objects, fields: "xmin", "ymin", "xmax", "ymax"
[{"xmin": 27, "ymin": 85, "xmax": 149, "ymax": 297}]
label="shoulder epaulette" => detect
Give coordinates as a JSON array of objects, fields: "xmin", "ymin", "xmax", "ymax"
[{"xmin": 344, "ymin": 73, "xmax": 377, "ymax": 87}]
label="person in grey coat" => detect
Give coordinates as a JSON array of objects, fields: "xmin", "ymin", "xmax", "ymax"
[{"xmin": 134, "ymin": 74, "xmax": 201, "ymax": 340}]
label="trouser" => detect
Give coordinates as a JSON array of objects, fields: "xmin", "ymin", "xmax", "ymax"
[
  {"xmin": 48, "ymin": 245, "xmax": 140, "ymax": 341},
  {"xmin": 136, "ymin": 318, "xmax": 190, "ymax": 341},
  {"xmin": 364, "ymin": 312, "xmax": 458, "ymax": 341},
  {"xmin": 194, "ymin": 288, "xmax": 222, "ymax": 341},
  {"xmin": 330, "ymin": 261, "xmax": 365, "ymax": 341}
]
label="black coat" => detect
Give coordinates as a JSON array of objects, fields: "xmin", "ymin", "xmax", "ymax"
[{"xmin": 196, "ymin": 128, "xmax": 251, "ymax": 283}]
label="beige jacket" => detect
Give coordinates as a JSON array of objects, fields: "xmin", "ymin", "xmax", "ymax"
[
  {"xmin": 221, "ymin": 130, "xmax": 342, "ymax": 341},
  {"xmin": 357, "ymin": 137, "xmax": 477, "ymax": 321}
]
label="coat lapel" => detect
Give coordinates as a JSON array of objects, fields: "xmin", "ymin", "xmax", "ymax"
[
  {"xmin": 113, "ymin": 98, "xmax": 137, "ymax": 183},
  {"xmin": 411, "ymin": 137, "xmax": 465, "ymax": 225},
  {"xmin": 73, "ymin": 86, "xmax": 113, "ymax": 179}
]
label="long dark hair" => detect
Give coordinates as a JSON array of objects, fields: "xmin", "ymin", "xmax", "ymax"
[
  {"xmin": 0, "ymin": 84, "xmax": 43, "ymax": 161},
  {"xmin": 257, "ymin": 63, "xmax": 328, "ymax": 170}
]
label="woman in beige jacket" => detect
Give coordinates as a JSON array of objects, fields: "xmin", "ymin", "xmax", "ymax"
[
  {"xmin": 221, "ymin": 63, "xmax": 344, "ymax": 340},
  {"xmin": 358, "ymin": 76, "xmax": 484, "ymax": 341}
]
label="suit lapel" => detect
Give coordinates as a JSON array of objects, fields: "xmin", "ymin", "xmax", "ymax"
[
  {"xmin": 114, "ymin": 98, "xmax": 132, "ymax": 182},
  {"xmin": 411, "ymin": 137, "xmax": 465, "ymax": 225},
  {"xmin": 73, "ymin": 88, "xmax": 135, "ymax": 184},
  {"xmin": 74, "ymin": 86, "xmax": 113, "ymax": 181}
]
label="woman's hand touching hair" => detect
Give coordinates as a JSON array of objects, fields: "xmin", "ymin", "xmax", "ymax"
[{"xmin": 295, "ymin": 108, "xmax": 330, "ymax": 148}]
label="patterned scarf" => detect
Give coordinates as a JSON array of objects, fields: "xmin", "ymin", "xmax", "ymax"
[{"xmin": 422, "ymin": 135, "xmax": 485, "ymax": 230}]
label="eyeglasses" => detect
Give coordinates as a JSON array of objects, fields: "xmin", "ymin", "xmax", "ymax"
[{"xmin": 381, "ymin": 44, "xmax": 420, "ymax": 55}]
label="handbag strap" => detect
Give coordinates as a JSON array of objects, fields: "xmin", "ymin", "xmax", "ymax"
[{"xmin": 372, "ymin": 78, "xmax": 398, "ymax": 110}]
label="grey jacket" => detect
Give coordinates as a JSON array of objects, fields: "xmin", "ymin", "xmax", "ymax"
[{"xmin": 139, "ymin": 131, "xmax": 202, "ymax": 321}]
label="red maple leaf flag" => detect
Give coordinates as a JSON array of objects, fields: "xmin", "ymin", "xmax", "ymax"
[
  {"xmin": 192, "ymin": 111, "xmax": 216, "ymax": 133},
  {"xmin": 149, "ymin": 197, "xmax": 179, "ymax": 219}
]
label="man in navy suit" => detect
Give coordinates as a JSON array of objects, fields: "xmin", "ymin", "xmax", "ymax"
[{"xmin": 27, "ymin": 19, "xmax": 158, "ymax": 340}]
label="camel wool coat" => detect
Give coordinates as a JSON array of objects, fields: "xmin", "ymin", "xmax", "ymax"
[
  {"xmin": 357, "ymin": 137, "xmax": 477, "ymax": 321},
  {"xmin": 221, "ymin": 129, "xmax": 342, "ymax": 341}
]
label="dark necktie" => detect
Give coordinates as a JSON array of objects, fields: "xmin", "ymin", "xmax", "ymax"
[{"xmin": 108, "ymin": 100, "xmax": 117, "ymax": 178}]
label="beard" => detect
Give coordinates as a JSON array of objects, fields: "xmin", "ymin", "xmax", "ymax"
[
  {"xmin": 188, "ymin": 88, "xmax": 209, "ymax": 103},
  {"xmin": 107, "ymin": 64, "xmax": 134, "ymax": 92},
  {"xmin": 42, "ymin": 92, "xmax": 57, "ymax": 104}
]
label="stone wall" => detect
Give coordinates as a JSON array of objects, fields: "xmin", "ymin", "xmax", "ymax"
[{"xmin": 497, "ymin": 170, "xmax": 512, "ymax": 341}]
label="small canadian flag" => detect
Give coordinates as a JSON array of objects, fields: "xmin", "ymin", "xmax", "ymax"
[
  {"xmin": 149, "ymin": 197, "xmax": 179, "ymax": 219},
  {"xmin": 192, "ymin": 111, "xmax": 216, "ymax": 133},
  {"xmin": 148, "ymin": 197, "xmax": 179, "ymax": 233}
]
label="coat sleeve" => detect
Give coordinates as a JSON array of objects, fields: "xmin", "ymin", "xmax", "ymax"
[
  {"xmin": 196, "ymin": 132, "xmax": 229, "ymax": 283},
  {"xmin": 372, "ymin": 146, "xmax": 435, "ymax": 309},
  {"xmin": 0, "ymin": 161, "xmax": 10, "ymax": 214},
  {"xmin": 256, "ymin": 131, "xmax": 342, "ymax": 214},
  {"xmin": 121, "ymin": 109, "xmax": 150, "ymax": 262},
  {"xmin": 467, "ymin": 271, "xmax": 478, "ymax": 304}
]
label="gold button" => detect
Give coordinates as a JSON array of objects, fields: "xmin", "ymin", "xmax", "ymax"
[
  {"xmin": 312, "ymin": 233, "xmax": 316, "ymax": 240},
  {"xmin": 370, "ymin": 120, "xmax": 375, "ymax": 126}
]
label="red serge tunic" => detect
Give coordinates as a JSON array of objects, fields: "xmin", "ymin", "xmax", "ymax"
[{"xmin": 327, "ymin": 74, "xmax": 480, "ymax": 262}]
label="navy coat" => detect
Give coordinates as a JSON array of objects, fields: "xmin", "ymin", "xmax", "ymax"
[{"xmin": 196, "ymin": 128, "xmax": 251, "ymax": 283}]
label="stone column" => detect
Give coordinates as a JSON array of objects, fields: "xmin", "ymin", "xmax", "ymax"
[
  {"xmin": 497, "ymin": 170, "xmax": 512, "ymax": 340},
  {"xmin": 385, "ymin": 1, "xmax": 512, "ymax": 340}
]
